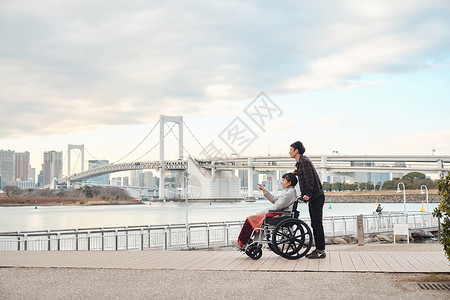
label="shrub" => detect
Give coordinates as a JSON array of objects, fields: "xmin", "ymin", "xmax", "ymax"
[{"xmin": 433, "ymin": 172, "xmax": 450, "ymax": 261}]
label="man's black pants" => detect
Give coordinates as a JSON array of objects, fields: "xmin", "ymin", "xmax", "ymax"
[{"xmin": 308, "ymin": 193, "xmax": 325, "ymax": 251}]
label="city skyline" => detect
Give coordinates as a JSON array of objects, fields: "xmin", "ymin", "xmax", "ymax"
[{"xmin": 1, "ymin": 1, "xmax": 449, "ymax": 174}]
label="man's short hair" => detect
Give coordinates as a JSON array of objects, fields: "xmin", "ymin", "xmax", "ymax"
[
  {"xmin": 282, "ymin": 172, "xmax": 298, "ymax": 187},
  {"xmin": 290, "ymin": 141, "xmax": 305, "ymax": 155}
]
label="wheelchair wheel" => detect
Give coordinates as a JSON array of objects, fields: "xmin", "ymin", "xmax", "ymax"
[
  {"xmin": 271, "ymin": 219, "xmax": 312, "ymax": 260},
  {"xmin": 245, "ymin": 244, "xmax": 263, "ymax": 260}
]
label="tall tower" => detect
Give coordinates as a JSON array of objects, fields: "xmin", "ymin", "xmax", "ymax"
[
  {"xmin": 0, "ymin": 150, "xmax": 15, "ymax": 187},
  {"xmin": 43, "ymin": 151, "xmax": 63, "ymax": 185},
  {"xmin": 159, "ymin": 115, "xmax": 184, "ymax": 199},
  {"xmin": 67, "ymin": 144, "xmax": 85, "ymax": 176},
  {"xmin": 15, "ymin": 151, "xmax": 30, "ymax": 181}
]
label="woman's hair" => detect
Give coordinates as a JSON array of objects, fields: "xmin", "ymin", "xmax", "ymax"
[
  {"xmin": 282, "ymin": 172, "xmax": 297, "ymax": 187},
  {"xmin": 290, "ymin": 141, "xmax": 305, "ymax": 155}
]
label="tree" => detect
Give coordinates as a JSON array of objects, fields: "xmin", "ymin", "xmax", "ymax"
[
  {"xmin": 2, "ymin": 186, "xmax": 22, "ymax": 197},
  {"xmin": 80, "ymin": 186, "xmax": 94, "ymax": 198},
  {"xmin": 359, "ymin": 182, "xmax": 367, "ymax": 191},
  {"xmin": 402, "ymin": 172, "xmax": 426, "ymax": 181},
  {"xmin": 322, "ymin": 182, "xmax": 332, "ymax": 192},
  {"xmin": 332, "ymin": 182, "xmax": 342, "ymax": 191},
  {"xmin": 433, "ymin": 172, "xmax": 450, "ymax": 261}
]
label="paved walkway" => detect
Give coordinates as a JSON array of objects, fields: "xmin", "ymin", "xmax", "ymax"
[
  {"xmin": 1, "ymin": 244, "xmax": 449, "ymax": 299},
  {"xmin": 1, "ymin": 243, "xmax": 449, "ymax": 273}
]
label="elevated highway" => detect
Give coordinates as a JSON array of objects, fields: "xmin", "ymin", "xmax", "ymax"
[
  {"xmin": 58, "ymin": 154, "xmax": 449, "ymax": 186},
  {"xmin": 53, "ymin": 154, "xmax": 450, "ymax": 199},
  {"xmin": 196, "ymin": 155, "xmax": 450, "ymax": 176}
]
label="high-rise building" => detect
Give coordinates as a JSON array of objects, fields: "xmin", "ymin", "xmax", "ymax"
[
  {"xmin": 29, "ymin": 167, "xmax": 36, "ymax": 183},
  {"xmin": 37, "ymin": 169, "xmax": 44, "ymax": 187},
  {"xmin": 0, "ymin": 150, "xmax": 15, "ymax": 187},
  {"xmin": 85, "ymin": 160, "xmax": 109, "ymax": 186},
  {"xmin": 15, "ymin": 151, "xmax": 30, "ymax": 181},
  {"xmin": 143, "ymin": 171, "xmax": 155, "ymax": 187},
  {"xmin": 123, "ymin": 176, "xmax": 129, "ymax": 186},
  {"xmin": 43, "ymin": 151, "xmax": 63, "ymax": 185},
  {"xmin": 130, "ymin": 170, "xmax": 143, "ymax": 187}
]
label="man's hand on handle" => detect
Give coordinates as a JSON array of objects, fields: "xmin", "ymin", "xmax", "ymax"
[{"xmin": 297, "ymin": 195, "xmax": 310, "ymax": 202}]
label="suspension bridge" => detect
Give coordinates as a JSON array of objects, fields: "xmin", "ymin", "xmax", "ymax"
[{"xmin": 56, "ymin": 115, "xmax": 450, "ymax": 200}]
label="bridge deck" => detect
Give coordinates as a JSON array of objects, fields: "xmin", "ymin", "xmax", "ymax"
[{"xmin": 1, "ymin": 244, "xmax": 448, "ymax": 273}]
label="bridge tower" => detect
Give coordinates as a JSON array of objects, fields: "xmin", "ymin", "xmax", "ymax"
[
  {"xmin": 67, "ymin": 144, "xmax": 85, "ymax": 177},
  {"xmin": 159, "ymin": 115, "xmax": 184, "ymax": 200}
]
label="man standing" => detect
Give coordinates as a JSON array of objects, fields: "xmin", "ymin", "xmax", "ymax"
[{"xmin": 290, "ymin": 141, "xmax": 326, "ymax": 259}]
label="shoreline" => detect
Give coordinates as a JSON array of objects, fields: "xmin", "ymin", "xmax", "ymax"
[
  {"xmin": 0, "ymin": 197, "xmax": 143, "ymax": 206},
  {"xmin": 0, "ymin": 190, "xmax": 441, "ymax": 206}
]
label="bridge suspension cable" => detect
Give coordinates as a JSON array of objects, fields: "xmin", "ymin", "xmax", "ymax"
[
  {"xmin": 71, "ymin": 152, "xmax": 80, "ymax": 175},
  {"xmin": 131, "ymin": 123, "xmax": 177, "ymax": 162},
  {"xmin": 112, "ymin": 120, "xmax": 160, "ymax": 164},
  {"xmin": 183, "ymin": 121, "xmax": 212, "ymax": 158},
  {"xmin": 167, "ymin": 123, "xmax": 193, "ymax": 158},
  {"xmin": 84, "ymin": 147, "xmax": 99, "ymax": 161}
]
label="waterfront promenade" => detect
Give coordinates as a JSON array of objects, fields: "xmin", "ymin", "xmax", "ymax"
[
  {"xmin": 1, "ymin": 243, "xmax": 449, "ymax": 299},
  {"xmin": 0, "ymin": 243, "xmax": 448, "ymax": 273}
]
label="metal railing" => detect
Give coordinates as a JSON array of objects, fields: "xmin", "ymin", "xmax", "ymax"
[
  {"xmin": 0, "ymin": 213, "xmax": 438, "ymax": 251},
  {"xmin": 323, "ymin": 212, "xmax": 438, "ymax": 237}
]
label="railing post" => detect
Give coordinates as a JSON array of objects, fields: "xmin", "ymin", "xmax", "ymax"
[
  {"xmin": 168, "ymin": 225, "xmax": 171, "ymax": 247},
  {"xmin": 24, "ymin": 234, "xmax": 28, "ymax": 251},
  {"xmin": 48, "ymin": 230, "xmax": 51, "ymax": 251},
  {"xmin": 226, "ymin": 224, "xmax": 230, "ymax": 246},
  {"xmin": 164, "ymin": 227, "xmax": 168, "ymax": 250},
  {"xmin": 331, "ymin": 216, "xmax": 335, "ymax": 236},
  {"xmin": 375, "ymin": 215, "xmax": 379, "ymax": 231},
  {"xmin": 115, "ymin": 230, "xmax": 119, "ymax": 251},
  {"xmin": 101, "ymin": 228, "xmax": 104, "ymax": 251},
  {"xmin": 87, "ymin": 231, "xmax": 91, "ymax": 251},
  {"xmin": 57, "ymin": 233, "xmax": 61, "ymax": 251},
  {"xmin": 343, "ymin": 217, "xmax": 347, "ymax": 235},
  {"xmin": 125, "ymin": 227, "xmax": 129, "ymax": 250},
  {"xmin": 140, "ymin": 229, "xmax": 144, "ymax": 251},
  {"xmin": 187, "ymin": 224, "xmax": 190, "ymax": 249},
  {"xmin": 206, "ymin": 223, "xmax": 210, "ymax": 248},
  {"xmin": 75, "ymin": 229, "xmax": 79, "ymax": 251}
]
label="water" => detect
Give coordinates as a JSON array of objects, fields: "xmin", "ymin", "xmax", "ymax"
[{"xmin": 0, "ymin": 201, "xmax": 438, "ymax": 233}]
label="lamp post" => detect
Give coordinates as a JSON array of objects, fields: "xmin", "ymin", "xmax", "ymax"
[
  {"xmin": 420, "ymin": 184, "xmax": 429, "ymax": 212},
  {"xmin": 183, "ymin": 172, "xmax": 190, "ymax": 248},
  {"xmin": 396, "ymin": 181, "xmax": 406, "ymax": 215}
]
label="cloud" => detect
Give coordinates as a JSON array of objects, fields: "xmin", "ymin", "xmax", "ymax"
[
  {"xmin": 310, "ymin": 112, "xmax": 346, "ymax": 127},
  {"xmin": 0, "ymin": 1, "xmax": 449, "ymax": 138}
]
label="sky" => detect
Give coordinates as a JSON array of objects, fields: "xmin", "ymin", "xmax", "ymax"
[{"xmin": 1, "ymin": 0, "xmax": 449, "ymax": 176}]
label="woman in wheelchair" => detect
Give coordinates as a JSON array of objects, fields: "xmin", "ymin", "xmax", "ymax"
[
  {"xmin": 235, "ymin": 172, "xmax": 313, "ymax": 260},
  {"xmin": 236, "ymin": 173, "xmax": 298, "ymax": 249}
]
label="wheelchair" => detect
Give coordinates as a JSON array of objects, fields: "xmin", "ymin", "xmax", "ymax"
[{"xmin": 241, "ymin": 200, "xmax": 313, "ymax": 260}]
